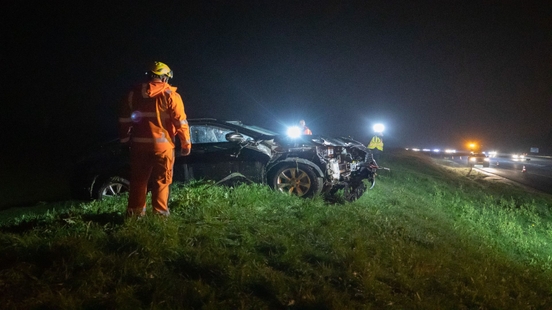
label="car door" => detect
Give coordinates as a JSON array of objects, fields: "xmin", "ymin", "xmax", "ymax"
[{"xmin": 173, "ymin": 124, "xmax": 269, "ymax": 184}]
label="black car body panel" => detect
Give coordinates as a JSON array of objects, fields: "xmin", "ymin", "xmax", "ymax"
[
  {"xmin": 72, "ymin": 140, "xmax": 133, "ymax": 199},
  {"xmin": 72, "ymin": 118, "xmax": 375, "ymax": 201},
  {"xmin": 174, "ymin": 141, "xmax": 270, "ymax": 184}
]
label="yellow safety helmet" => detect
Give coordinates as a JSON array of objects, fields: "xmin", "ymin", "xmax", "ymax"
[{"xmin": 150, "ymin": 61, "xmax": 173, "ymax": 78}]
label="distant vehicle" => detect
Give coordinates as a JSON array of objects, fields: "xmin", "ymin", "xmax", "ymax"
[
  {"xmin": 512, "ymin": 153, "xmax": 529, "ymax": 161},
  {"xmin": 72, "ymin": 118, "xmax": 378, "ymax": 202},
  {"xmin": 468, "ymin": 153, "xmax": 490, "ymax": 167}
]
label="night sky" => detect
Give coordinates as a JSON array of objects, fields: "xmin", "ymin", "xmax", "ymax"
[{"xmin": 4, "ymin": 1, "xmax": 552, "ymax": 154}]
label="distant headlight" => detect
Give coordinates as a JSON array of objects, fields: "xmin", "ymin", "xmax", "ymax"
[
  {"xmin": 470, "ymin": 158, "xmax": 476, "ymax": 162},
  {"xmin": 484, "ymin": 158, "xmax": 489, "ymax": 161}
]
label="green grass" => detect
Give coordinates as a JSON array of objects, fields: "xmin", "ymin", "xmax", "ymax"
[{"xmin": 1, "ymin": 150, "xmax": 551, "ymax": 309}]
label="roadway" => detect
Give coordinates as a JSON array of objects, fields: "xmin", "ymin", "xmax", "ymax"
[{"xmin": 436, "ymin": 153, "xmax": 552, "ymax": 196}]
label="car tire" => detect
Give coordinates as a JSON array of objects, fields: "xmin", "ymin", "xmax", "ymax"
[
  {"xmin": 94, "ymin": 176, "xmax": 130, "ymax": 200},
  {"xmin": 268, "ymin": 163, "xmax": 322, "ymax": 198}
]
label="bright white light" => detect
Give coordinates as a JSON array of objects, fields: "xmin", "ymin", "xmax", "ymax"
[
  {"xmin": 286, "ymin": 126, "xmax": 302, "ymax": 138},
  {"xmin": 445, "ymin": 149, "xmax": 456, "ymax": 153},
  {"xmin": 512, "ymin": 154, "xmax": 526, "ymax": 161},
  {"xmin": 412, "ymin": 148, "xmax": 420, "ymax": 152},
  {"xmin": 422, "ymin": 148, "xmax": 431, "ymax": 152},
  {"xmin": 433, "ymin": 149, "xmax": 440, "ymax": 153},
  {"xmin": 373, "ymin": 123, "xmax": 385, "ymax": 133}
]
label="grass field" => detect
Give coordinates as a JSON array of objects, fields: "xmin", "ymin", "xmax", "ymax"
[{"xmin": 1, "ymin": 149, "xmax": 551, "ymax": 309}]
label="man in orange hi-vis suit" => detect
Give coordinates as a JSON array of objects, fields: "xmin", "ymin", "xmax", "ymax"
[
  {"xmin": 299, "ymin": 119, "xmax": 312, "ymax": 135},
  {"xmin": 119, "ymin": 61, "xmax": 191, "ymax": 217}
]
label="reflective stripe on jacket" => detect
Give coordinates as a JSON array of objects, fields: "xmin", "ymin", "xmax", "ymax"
[
  {"xmin": 367, "ymin": 136, "xmax": 383, "ymax": 151},
  {"xmin": 119, "ymin": 81, "xmax": 191, "ymax": 151}
]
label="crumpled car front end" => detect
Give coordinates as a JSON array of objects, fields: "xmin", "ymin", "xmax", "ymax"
[{"xmin": 311, "ymin": 136, "xmax": 374, "ymax": 201}]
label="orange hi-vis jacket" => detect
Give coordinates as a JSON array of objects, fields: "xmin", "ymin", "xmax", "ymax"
[
  {"xmin": 302, "ymin": 126, "xmax": 312, "ymax": 135},
  {"xmin": 119, "ymin": 82, "xmax": 191, "ymax": 152}
]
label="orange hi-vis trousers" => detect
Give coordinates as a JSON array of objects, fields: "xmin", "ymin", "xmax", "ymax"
[{"xmin": 127, "ymin": 147, "xmax": 174, "ymax": 216}]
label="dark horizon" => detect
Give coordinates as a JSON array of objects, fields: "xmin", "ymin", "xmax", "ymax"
[{"xmin": 3, "ymin": 1, "xmax": 552, "ymax": 155}]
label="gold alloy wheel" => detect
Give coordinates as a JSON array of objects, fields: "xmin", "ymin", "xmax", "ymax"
[{"xmin": 275, "ymin": 167, "xmax": 312, "ymax": 196}]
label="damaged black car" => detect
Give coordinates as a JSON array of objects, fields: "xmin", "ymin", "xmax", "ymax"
[{"xmin": 71, "ymin": 118, "xmax": 378, "ymax": 202}]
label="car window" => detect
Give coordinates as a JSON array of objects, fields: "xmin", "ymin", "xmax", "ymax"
[{"xmin": 190, "ymin": 125, "xmax": 251, "ymax": 144}]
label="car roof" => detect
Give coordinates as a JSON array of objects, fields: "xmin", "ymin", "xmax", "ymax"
[{"xmin": 188, "ymin": 118, "xmax": 279, "ymax": 137}]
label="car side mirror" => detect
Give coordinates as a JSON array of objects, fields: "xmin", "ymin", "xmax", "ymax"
[{"xmin": 225, "ymin": 132, "xmax": 245, "ymax": 143}]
